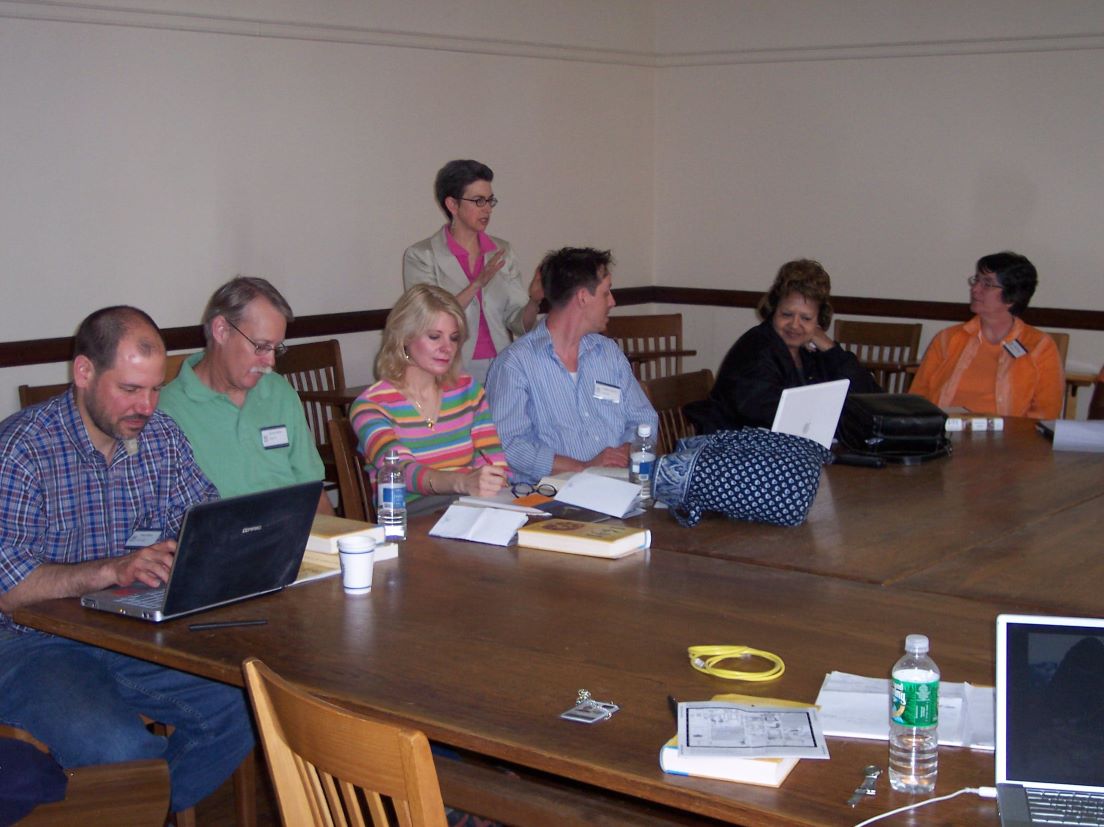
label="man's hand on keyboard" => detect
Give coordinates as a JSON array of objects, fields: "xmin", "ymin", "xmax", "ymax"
[{"xmin": 112, "ymin": 540, "xmax": 177, "ymax": 588}]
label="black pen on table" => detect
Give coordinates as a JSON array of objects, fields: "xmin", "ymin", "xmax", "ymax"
[{"xmin": 188, "ymin": 619, "xmax": 268, "ymax": 632}]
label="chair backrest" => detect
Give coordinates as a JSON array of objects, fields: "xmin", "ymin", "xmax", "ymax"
[
  {"xmin": 641, "ymin": 369, "xmax": 714, "ymax": 456},
  {"xmin": 18, "ymin": 351, "xmax": 194, "ymax": 410},
  {"xmin": 242, "ymin": 658, "xmax": 447, "ymax": 827},
  {"xmin": 1043, "ymin": 331, "xmax": 1070, "ymax": 369},
  {"xmin": 604, "ymin": 313, "xmax": 693, "ymax": 382},
  {"xmin": 832, "ymin": 320, "xmax": 923, "ymax": 393},
  {"xmin": 328, "ymin": 417, "xmax": 374, "ymax": 522},
  {"xmin": 1089, "ymin": 367, "xmax": 1104, "ymax": 421},
  {"xmin": 18, "ymin": 382, "xmax": 70, "ymax": 408},
  {"xmin": 275, "ymin": 340, "xmax": 347, "ymax": 483}
]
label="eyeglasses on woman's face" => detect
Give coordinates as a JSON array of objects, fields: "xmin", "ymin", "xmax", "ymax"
[
  {"xmin": 967, "ymin": 273, "xmax": 1002, "ymax": 291},
  {"xmin": 459, "ymin": 196, "xmax": 499, "ymax": 209}
]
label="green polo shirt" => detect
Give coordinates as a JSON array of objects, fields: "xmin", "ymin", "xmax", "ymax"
[{"xmin": 158, "ymin": 353, "xmax": 324, "ymax": 498}]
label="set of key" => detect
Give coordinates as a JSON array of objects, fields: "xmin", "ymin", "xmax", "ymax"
[{"xmin": 847, "ymin": 764, "xmax": 882, "ymax": 807}]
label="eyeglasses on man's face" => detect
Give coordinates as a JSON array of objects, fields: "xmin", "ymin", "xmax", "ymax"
[
  {"xmin": 459, "ymin": 196, "xmax": 499, "ymax": 209},
  {"xmin": 227, "ymin": 319, "xmax": 288, "ymax": 357},
  {"xmin": 967, "ymin": 274, "xmax": 1002, "ymax": 291}
]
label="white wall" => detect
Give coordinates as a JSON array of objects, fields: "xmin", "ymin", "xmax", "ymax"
[
  {"xmin": 2, "ymin": 1, "xmax": 1101, "ymax": 416},
  {"xmin": 0, "ymin": 0, "xmax": 655, "ymax": 410},
  {"xmin": 653, "ymin": 0, "xmax": 1104, "ymax": 387}
]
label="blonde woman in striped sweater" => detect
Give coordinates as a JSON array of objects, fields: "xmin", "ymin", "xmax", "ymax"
[{"xmin": 350, "ymin": 284, "xmax": 509, "ymax": 514}]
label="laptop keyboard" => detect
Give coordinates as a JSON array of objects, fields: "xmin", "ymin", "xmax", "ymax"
[
  {"xmin": 114, "ymin": 589, "xmax": 166, "ymax": 609},
  {"xmin": 1027, "ymin": 789, "xmax": 1104, "ymax": 826}
]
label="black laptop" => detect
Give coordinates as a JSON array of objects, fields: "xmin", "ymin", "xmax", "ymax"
[{"xmin": 81, "ymin": 481, "xmax": 321, "ymax": 622}]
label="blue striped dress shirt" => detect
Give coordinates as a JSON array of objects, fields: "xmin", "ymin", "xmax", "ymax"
[{"xmin": 486, "ymin": 320, "xmax": 658, "ymax": 483}]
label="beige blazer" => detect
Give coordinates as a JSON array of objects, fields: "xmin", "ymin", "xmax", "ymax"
[{"xmin": 402, "ymin": 228, "xmax": 529, "ymax": 368}]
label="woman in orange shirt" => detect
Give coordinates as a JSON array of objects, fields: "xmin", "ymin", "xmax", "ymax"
[{"xmin": 911, "ymin": 252, "xmax": 1064, "ymax": 419}]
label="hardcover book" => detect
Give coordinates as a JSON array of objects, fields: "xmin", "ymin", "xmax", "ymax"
[{"xmin": 516, "ymin": 520, "xmax": 649, "ymax": 558}]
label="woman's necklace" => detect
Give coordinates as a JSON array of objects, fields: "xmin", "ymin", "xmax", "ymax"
[{"xmin": 404, "ymin": 385, "xmax": 440, "ymax": 429}]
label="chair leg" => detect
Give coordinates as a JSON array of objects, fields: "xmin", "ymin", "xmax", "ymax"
[
  {"xmin": 172, "ymin": 807, "xmax": 197, "ymax": 827},
  {"xmin": 233, "ymin": 748, "xmax": 258, "ymax": 827}
]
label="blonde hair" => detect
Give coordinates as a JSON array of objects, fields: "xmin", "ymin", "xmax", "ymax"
[{"xmin": 375, "ymin": 284, "xmax": 469, "ymax": 384}]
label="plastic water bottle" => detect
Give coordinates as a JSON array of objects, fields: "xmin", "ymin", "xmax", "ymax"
[
  {"xmin": 629, "ymin": 423, "xmax": 656, "ymax": 501},
  {"xmin": 378, "ymin": 449, "xmax": 407, "ymax": 541},
  {"xmin": 889, "ymin": 634, "xmax": 940, "ymax": 793}
]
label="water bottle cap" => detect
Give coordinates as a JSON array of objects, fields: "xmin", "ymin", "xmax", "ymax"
[
  {"xmin": 904, "ymin": 634, "xmax": 929, "ymax": 654},
  {"xmin": 637, "ymin": 423, "xmax": 653, "ymax": 437}
]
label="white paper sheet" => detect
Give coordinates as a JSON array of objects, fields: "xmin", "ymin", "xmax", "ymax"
[
  {"xmin": 428, "ymin": 505, "xmax": 528, "ymax": 546},
  {"xmin": 814, "ymin": 671, "xmax": 994, "ymax": 751}
]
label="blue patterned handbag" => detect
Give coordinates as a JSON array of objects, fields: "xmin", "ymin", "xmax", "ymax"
[{"xmin": 652, "ymin": 429, "xmax": 832, "ymax": 528}]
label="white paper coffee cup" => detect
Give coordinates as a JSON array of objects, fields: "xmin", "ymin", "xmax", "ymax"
[{"xmin": 337, "ymin": 535, "xmax": 377, "ymax": 594}]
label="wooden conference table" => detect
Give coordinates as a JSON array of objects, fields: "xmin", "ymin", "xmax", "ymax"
[{"xmin": 14, "ymin": 419, "xmax": 1102, "ymax": 826}]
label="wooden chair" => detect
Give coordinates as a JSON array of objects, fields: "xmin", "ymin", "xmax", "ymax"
[
  {"xmin": 328, "ymin": 416, "xmax": 374, "ymax": 521},
  {"xmin": 18, "ymin": 382, "xmax": 70, "ymax": 408},
  {"xmin": 832, "ymin": 320, "xmax": 922, "ymax": 393},
  {"xmin": 641, "ymin": 369, "xmax": 714, "ymax": 456},
  {"xmin": 242, "ymin": 657, "xmax": 447, "ymax": 827},
  {"xmin": 275, "ymin": 340, "xmax": 348, "ymax": 487},
  {"xmin": 604, "ymin": 313, "xmax": 696, "ymax": 382},
  {"xmin": 1088, "ymin": 367, "xmax": 1104, "ymax": 421},
  {"xmin": 0, "ymin": 724, "xmax": 170, "ymax": 826}
]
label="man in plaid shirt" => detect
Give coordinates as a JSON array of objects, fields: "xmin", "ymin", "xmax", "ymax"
[{"xmin": 0, "ymin": 306, "xmax": 253, "ymax": 815}]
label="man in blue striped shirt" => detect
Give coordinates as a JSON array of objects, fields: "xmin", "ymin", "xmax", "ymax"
[
  {"xmin": 0, "ymin": 306, "xmax": 253, "ymax": 815},
  {"xmin": 486, "ymin": 247, "xmax": 658, "ymax": 483}
]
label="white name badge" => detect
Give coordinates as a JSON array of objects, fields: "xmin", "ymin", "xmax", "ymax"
[
  {"xmin": 593, "ymin": 381, "xmax": 622, "ymax": 404},
  {"xmin": 1003, "ymin": 339, "xmax": 1028, "ymax": 358},
  {"xmin": 125, "ymin": 529, "xmax": 162, "ymax": 549},
  {"xmin": 260, "ymin": 425, "xmax": 290, "ymax": 449}
]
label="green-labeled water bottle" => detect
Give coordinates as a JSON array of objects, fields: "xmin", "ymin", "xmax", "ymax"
[{"xmin": 889, "ymin": 633, "xmax": 939, "ymax": 793}]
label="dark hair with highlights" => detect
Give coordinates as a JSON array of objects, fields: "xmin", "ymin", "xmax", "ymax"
[{"xmin": 757, "ymin": 259, "xmax": 833, "ymax": 330}]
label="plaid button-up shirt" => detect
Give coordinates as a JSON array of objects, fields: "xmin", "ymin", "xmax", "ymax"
[{"xmin": 0, "ymin": 388, "xmax": 217, "ymax": 633}]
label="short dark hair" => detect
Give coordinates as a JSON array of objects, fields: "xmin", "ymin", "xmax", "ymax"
[
  {"xmin": 202, "ymin": 276, "xmax": 295, "ymax": 343},
  {"xmin": 434, "ymin": 160, "xmax": 494, "ymax": 222},
  {"xmin": 757, "ymin": 259, "xmax": 833, "ymax": 330},
  {"xmin": 977, "ymin": 251, "xmax": 1037, "ymax": 317},
  {"xmin": 74, "ymin": 306, "xmax": 163, "ymax": 371},
  {"xmin": 539, "ymin": 247, "xmax": 614, "ymax": 310}
]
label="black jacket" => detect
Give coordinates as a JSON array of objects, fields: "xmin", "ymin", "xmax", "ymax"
[{"xmin": 706, "ymin": 320, "xmax": 880, "ymax": 429}]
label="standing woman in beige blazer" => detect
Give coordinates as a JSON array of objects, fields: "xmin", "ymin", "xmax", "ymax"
[{"xmin": 403, "ymin": 160, "xmax": 542, "ymax": 384}]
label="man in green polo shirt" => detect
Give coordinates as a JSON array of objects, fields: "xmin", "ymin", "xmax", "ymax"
[{"xmin": 159, "ymin": 276, "xmax": 332, "ymax": 514}]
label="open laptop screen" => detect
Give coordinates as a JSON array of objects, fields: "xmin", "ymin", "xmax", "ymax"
[{"xmin": 998, "ymin": 615, "xmax": 1104, "ymax": 791}]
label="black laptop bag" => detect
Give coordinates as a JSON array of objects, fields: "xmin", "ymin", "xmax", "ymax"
[{"xmin": 838, "ymin": 393, "xmax": 951, "ymax": 464}]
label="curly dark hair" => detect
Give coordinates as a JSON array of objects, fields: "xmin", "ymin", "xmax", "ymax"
[{"xmin": 756, "ymin": 259, "xmax": 833, "ymax": 330}]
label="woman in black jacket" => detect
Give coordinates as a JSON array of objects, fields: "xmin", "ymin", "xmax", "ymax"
[{"xmin": 708, "ymin": 259, "xmax": 879, "ymax": 429}]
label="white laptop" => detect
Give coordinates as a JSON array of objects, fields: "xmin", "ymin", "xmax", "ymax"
[
  {"xmin": 996, "ymin": 614, "xmax": 1104, "ymax": 826},
  {"xmin": 81, "ymin": 481, "xmax": 321, "ymax": 622},
  {"xmin": 770, "ymin": 379, "xmax": 850, "ymax": 449}
]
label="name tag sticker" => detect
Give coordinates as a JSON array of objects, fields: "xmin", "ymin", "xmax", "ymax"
[
  {"xmin": 1003, "ymin": 339, "xmax": 1028, "ymax": 358},
  {"xmin": 125, "ymin": 529, "xmax": 162, "ymax": 549},
  {"xmin": 261, "ymin": 425, "xmax": 290, "ymax": 449},
  {"xmin": 593, "ymin": 381, "xmax": 622, "ymax": 404}
]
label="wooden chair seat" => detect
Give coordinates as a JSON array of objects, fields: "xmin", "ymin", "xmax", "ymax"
[
  {"xmin": 641, "ymin": 369, "xmax": 714, "ymax": 456},
  {"xmin": 0, "ymin": 724, "xmax": 169, "ymax": 826},
  {"xmin": 242, "ymin": 657, "xmax": 447, "ymax": 827},
  {"xmin": 833, "ymin": 320, "xmax": 922, "ymax": 393}
]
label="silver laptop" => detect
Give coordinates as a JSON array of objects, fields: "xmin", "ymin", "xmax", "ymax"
[
  {"xmin": 81, "ymin": 481, "xmax": 321, "ymax": 622},
  {"xmin": 996, "ymin": 614, "xmax": 1104, "ymax": 826},
  {"xmin": 770, "ymin": 378, "xmax": 850, "ymax": 449}
]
